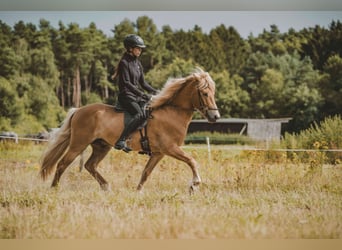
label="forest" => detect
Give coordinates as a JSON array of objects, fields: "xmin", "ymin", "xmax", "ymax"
[{"xmin": 0, "ymin": 16, "xmax": 341, "ymax": 134}]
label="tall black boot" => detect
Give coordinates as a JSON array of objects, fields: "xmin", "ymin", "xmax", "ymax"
[
  {"xmin": 114, "ymin": 116, "xmax": 142, "ymax": 152},
  {"xmin": 114, "ymin": 135, "xmax": 132, "ymax": 152}
]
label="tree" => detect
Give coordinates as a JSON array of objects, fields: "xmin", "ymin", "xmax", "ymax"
[
  {"xmin": 136, "ymin": 16, "xmax": 167, "ymax": 71},
  {"xmin": 282, "ymin": 28, "xmax": 306, "ymax": 55},
  {"xmin": 241, "ymin": 52, "xmax": 322, "ymax": 131},
  {"xmin": 249, "ymin": 25, "xmax": 286, "ymax": 57},
  {"xmin": 211, "ymin": 70, "xmax": 250, "ymax": 118},
  {"xmin": 0, "ymin": 21, "xmax": 19, "ymax": 78},
  {"xmin": 52, "ymin": 21, "xmax": 72, "ymax": 107},
  {"xmin": 319, "ymin": 54, "xmax": 342, "ymax": 117},
  {"xmin": 12, "ymin": 21, "xmax": 37, "ymax": 47},
  {"xmin": 0, "ymin": 77, "xmax": 23, "ymax": 130},
  {"xmin": 160, "ymin": 25, "xmax": 176, "ymax": 65},
  {"xmin": 257, "ymin": 68, "xmax": 284, "ymax": 116},
  {"xmin": 300, "ymin": 21, "xmax": 342, "ymax": 70},
  {"xmin": 84, "ymin": 22, "xmax": 111, "ymax": 99},
  {"xmin": 209, "ymin": 25, "xmax": 250, "ymax": 74},
  {"xmin": 145, "ymin": 57, "xmax": 198, "ymax": 89},
  {"xmin": 24, "ymin": 75, "xmax": 63, "ymax": 129},
  {"xmin": 0, "ymin": 45, "xmax": 19, "ymax": 78},
  {"xmin": 65, "ymin": 23, "xmax": 93, "ymax": 107}
]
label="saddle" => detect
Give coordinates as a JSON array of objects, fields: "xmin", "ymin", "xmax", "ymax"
[{"xmin": 114, "ymin": 101, "xmax": 152, "ymax": 155}]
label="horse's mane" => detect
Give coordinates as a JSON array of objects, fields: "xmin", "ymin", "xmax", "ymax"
[{"xmin": 150, "ymin": 68, "xmax": 208, "ymax": 109}]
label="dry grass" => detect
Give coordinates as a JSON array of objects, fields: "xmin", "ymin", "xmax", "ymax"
[{"xmin": 0, "ymin": 142, "xmax": 341, "ymax": 238}]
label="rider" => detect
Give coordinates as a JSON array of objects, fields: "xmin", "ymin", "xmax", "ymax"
[{"xmin": 112, "ymin": 34, "xmax": 158, "ymax": 152}]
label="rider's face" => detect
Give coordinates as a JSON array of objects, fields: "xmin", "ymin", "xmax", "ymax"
[{"xmin": 131, "ymin": 47, "xmax": 142, "ymax": 57}]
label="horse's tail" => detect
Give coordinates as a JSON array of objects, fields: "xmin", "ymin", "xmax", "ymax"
[{"xmin": 40, "ymin": 108, "xmax": 78, "ymax": 180}]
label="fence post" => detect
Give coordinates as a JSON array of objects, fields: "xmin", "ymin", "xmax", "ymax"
[{"xmin": 206, "ymin": 136, "xmax": 211, "ymax": 166}]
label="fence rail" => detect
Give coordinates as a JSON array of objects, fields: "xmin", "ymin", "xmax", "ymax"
[
  {"xmin": 1, "ymin": 135, "xmax": 341, "ymax": 153},
  {"xmin": 183, "ymin": 145, "xmax": 342, "ymax": 152},
  {"xmin": 0, "ymin": 135, "xmax": 48, "ymax": 143}
]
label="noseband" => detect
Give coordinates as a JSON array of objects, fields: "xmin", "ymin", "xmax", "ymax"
[{"xmin": 196, "ymin": 81, "xmax": 219, "ymax": 115}]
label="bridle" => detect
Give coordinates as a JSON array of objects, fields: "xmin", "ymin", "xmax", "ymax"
[{"xmin": 195, "ymin": 80, "xmax": 219, "ymax": 116}]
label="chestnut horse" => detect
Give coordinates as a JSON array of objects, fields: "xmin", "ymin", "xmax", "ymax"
[{"xmin": 40, "ymin": 68, "xmax": 220, "ymax": 192}]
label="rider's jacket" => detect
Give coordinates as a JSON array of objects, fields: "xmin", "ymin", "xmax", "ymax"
[{"xmin": 117, "ymin": 52, "xmax": 157, "ymax": 99}]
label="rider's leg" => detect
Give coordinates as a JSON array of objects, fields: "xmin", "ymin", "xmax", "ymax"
[
  {"xmin": 114, "ymin": 97, "xmax": 144, "ymax": 152},
  {"xmin": 114, "ymin": 113, "xmax": 143, "ymax": 151}
]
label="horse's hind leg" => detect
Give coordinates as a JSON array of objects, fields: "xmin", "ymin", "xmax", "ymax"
[
  {"xmin": 51, "ymin": 147, "xmax": 85, "ymax": 188},
  {"xmin": 84, "ymin": 140, "xmax": 111, "ymax": 191},
  {"xmin": 137, "ymin": 152, "xmax": 164, "ymax": 191}
]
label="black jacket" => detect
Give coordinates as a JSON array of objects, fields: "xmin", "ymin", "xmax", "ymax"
[{"xmin": 117, "ymin": 52, "xmax": 156, "ymax": 99}]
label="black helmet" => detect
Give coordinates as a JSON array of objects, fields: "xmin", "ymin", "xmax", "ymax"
[{"xmin": 123, "ymin": 34, "xmax": 146, "ymax": 50}]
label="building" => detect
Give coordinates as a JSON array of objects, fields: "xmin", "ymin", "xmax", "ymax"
[{"xmin": 187, "ymin": 118, "xmax": 292, "ymax": 141}]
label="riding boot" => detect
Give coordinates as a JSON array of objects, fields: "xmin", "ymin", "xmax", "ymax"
[
  {"xmin": 114, "ymin": 115, "xmax": 142, "ymax": 152},
  {"xmin": 114, "ymin": 138, "xmax": 131, "ymax": 152}
]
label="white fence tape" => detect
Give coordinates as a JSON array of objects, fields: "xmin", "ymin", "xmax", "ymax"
[
  {"xmin": 183, "ymin": 145, "xmax": 342, "ymax": 152},
  {"xmin": 1, "ymin": 135, "xmax": 341, "ymax": 152},
  {"xmin": 0, "ymin": 135, "xmax": 48, "ymax": 143}
]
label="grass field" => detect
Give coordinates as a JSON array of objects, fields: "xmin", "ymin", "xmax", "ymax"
[{"xmin": 0, "ymin": 142, "xmax": 341, "ymax": 239}]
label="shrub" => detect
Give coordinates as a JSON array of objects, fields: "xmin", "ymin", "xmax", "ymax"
[{"xmin": 282, "ymin": 115, "xmax": 342, "ymax": 164}]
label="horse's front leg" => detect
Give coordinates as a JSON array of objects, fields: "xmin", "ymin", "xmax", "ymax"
[
  {"xmin": 137, "ymin": 152, "xmax": 164, "ymax": 191},
  {"xmin": 165, "ymin": 146, "xmax": 202, "ymax": 194},
  {"xmin": 188, "ymin": 158, "xmax": 202, "ymax": 195}
]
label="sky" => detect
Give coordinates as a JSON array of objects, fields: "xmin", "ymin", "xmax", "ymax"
[{"xmin": 0, "ymin": 11, "xmax": 341, "ymax": 38}]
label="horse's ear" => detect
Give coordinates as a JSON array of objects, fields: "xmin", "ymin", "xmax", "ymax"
[
  {"xmin": 195, "ymin": 66, "xmax": 204, "ymax": 73},
  {"xmin": 185, "ymin": 74, "xmax": 196, "ymax": 82},
  {"xmin": 194, "ymin": 72, "xmax": 207, "ymax": 82}
]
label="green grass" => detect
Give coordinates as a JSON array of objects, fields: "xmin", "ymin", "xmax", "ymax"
[
  {"xmin": 0, "ymin": 142, "xmax": 341, "ymax": 238},
  {"xmin": 185, "ymin": 132, "xmax": 254, "ymax": 145}
]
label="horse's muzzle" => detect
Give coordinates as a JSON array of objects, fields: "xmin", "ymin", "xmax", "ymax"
[{"xmin": 206, "ymin": 109, "xmax": 220, "ymax": 123}]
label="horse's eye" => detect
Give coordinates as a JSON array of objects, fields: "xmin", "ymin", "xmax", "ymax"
[{"xmin": 203, "ymin": 93, "xmax": 209, "ymax": 97}]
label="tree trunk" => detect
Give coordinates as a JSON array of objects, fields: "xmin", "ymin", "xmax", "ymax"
[
  {"xmin": 72, "ymin": 64, "xmax": 81, "ymax": 108},
  {"xmin": 67, "ymin": 77, "xmax": 71, "ymax": 107},
  {"xmin": 104, "ymin": 84, "xmax": 109, "ymax": 99},
  {"xmin": 84, "ymin": 75, "xmax": 89, "ymax": 97},
  {"xmin": 58, "ymin": 72, "xmax": 65, "ymax": 108}
]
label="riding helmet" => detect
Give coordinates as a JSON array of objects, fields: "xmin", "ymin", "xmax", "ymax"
[{"xmin": 123, "ymin": 34, "xmax": 146, "ymax": 50}]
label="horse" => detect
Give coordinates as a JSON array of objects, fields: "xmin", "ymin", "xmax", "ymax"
[{"xmin": 40, "ymin": 68, "xmax": 220, "ymax": 193}]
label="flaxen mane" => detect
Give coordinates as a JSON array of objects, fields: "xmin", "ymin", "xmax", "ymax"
[{"xmin": 150, "ymin": 68, "xmax": 206, "ymax": 109}]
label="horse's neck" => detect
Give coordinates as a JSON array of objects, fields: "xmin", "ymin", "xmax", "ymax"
[
  {"xmin": 152, "ymin": 81, "xmax": 196, "ymax": 128},
  {"xmin": 162, "ymin": 84, "xmax": 195, "ymax": 130},
  {"xmin": 169, "ymin": 82, "xmax": 195, "ymax": 111},
  {"xmin": 155, "ymin": 106, "xmax": 194, "ymax": 136}
]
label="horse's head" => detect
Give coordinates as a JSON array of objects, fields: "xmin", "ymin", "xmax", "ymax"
[
  {"xmin": 150, "ymin": 68, "xmax": 220, "ymax": 122},
  {"xmin": 191, "ymin": 70, "xmax": 220, "ymax": 123}
]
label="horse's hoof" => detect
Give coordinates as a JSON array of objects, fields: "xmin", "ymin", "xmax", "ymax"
[
  {"xmin": 189, "ymin": 183, "xmax": 200, "ymax": 195},
  {"xmin": 101, "ymin": 183, "xmax": 109, "ymax": 191}
]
